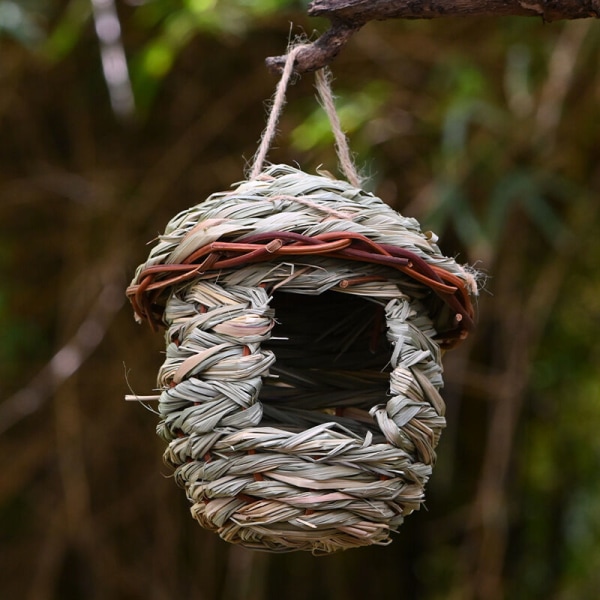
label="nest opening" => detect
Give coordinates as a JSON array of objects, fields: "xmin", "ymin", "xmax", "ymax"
[{"xmin": 260, "ymin": 290, "xmax": 391, "ymax": 442}]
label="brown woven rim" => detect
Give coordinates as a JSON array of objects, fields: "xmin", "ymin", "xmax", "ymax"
[{"xmin": 127, "ymin": 230, "xmax": 474, "ymax": 348}]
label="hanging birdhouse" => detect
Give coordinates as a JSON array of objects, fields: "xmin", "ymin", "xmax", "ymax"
[{"xmin": 126, "ymin": 163, "xmax": 477, "ymax": 553}]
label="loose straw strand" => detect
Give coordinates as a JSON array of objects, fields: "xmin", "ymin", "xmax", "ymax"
[
  {"xmin": 315, "ymin": 68, "xmax": 362, "ymax": 188},
  {"xmin": 250, "ymin": 45, "xmax": 306, "ymax": 180}
]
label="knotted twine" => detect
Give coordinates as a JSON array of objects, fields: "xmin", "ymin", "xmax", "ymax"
[
  {"xmin": 249, "ymin": 44, "xmax": 361, "ymax": 187},
  {"xmin": 126, "ymin": 49, "xmax": 478, "ymax": 554}
]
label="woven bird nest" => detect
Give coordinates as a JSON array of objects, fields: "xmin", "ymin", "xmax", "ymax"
[{"xmin": 127, "ymin": 164, "xmax": 477, "ymax": 554}]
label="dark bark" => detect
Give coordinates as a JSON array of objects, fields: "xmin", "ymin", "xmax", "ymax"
[
  {"xmin": 266, "ymin": 0, "xmax": 600, "ymax": 74},
  {"xmin": 310, "ymin": 0, "xmax": 600, "ymax": 22}
]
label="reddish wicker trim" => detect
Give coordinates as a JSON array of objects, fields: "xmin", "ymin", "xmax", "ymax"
[{"xmin": 127, "ymin": 230, "xmax": 474, "ymax": 347}]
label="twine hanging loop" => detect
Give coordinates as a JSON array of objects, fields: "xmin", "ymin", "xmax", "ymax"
[{"xmin": 250, "ymin": 45, "xmax": 361, "ymax": 187}]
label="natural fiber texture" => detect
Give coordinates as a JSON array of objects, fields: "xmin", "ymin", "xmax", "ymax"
[
  {"xmin": 314, "ymin": 68, "xmax": 362, "ymax": 187},
  {"xmin": 249, "ymin": 45, "xmax": 305, "ymax": 181},
  {"xmin": 250, "ymin": 44, "xmax": 361, "ymax": 186},
  {"xmin": 127, "ymin": 164, "xmax": 477, "ymax": 553}
]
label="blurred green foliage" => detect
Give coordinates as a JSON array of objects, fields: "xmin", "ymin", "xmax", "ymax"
[
  {"xmin": 2, "ymin": 2, "xmax": 600, "ymax": 599},
  {"xmin": 291, "ymin": 80, "xmax": 392, "ymax": 151},
  {"xmin": 43, "ymin": 0, "xmax": 91, "ymax": 61},
  {"xmin": 128, "ymin": 0, "xmax": 301, "ymax": 109},
  {"xmin": 0, "ymin": 0, "xmax": 44, "ymax": 44}
]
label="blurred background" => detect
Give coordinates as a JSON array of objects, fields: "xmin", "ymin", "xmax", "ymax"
[{"xmin": 1, "ymin": 1, "xmax": 600, "ymax": 598}]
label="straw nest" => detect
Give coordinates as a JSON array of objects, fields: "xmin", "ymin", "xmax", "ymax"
[{"xmin": 127, "ymin": 164, "xmax": 477, "ymax": 553}]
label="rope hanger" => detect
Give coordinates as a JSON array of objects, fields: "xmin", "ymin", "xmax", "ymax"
[{"xmin": 249, "ymin": 44, "xmax": 362, "ymax": 188}]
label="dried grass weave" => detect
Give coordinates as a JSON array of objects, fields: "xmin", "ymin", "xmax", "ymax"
[{"xmin": 127, "ymin": 164, "xmax": 478, "ymax": 553}]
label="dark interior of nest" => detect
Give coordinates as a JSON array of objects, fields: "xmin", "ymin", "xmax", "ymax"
[{"xmin": 259, "ymin": 290, "xmax": 393, "ymax": 442}]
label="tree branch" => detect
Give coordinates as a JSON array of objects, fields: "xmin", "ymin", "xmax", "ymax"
[
  {"xmin": 266, "ymin": 0, "xmax": 600, "ymax": 74},
  {"xmin": 309, "ymin": 0, "xmax": 600, "ymax": 22}
]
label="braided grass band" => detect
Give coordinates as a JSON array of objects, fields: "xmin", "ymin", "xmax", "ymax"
[{"xmin": 127, "ymin": 164, "xmax": 478, "ymax": 553}]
